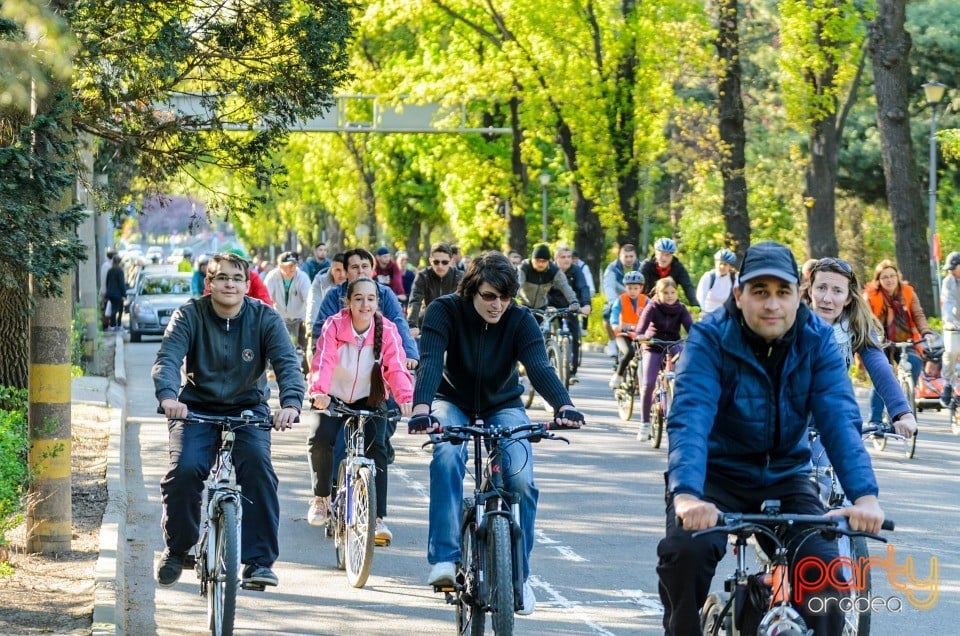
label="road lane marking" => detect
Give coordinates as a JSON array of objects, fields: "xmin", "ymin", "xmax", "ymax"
[
  {"xmin": 535, "ymin": 528, "xmax": 588, "ymax": 562},
  {"xmin": 528, "ymin": 575, "xmax": 618, "ymax": 636},
  {"xmin": 391, "ymin": 465, "xmax": 430, "ymax": 504}
]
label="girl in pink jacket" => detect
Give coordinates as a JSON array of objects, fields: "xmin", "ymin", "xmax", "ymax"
[{"xmin": 306, "ymin": 277, "xmax": 413, "ymax": 544}]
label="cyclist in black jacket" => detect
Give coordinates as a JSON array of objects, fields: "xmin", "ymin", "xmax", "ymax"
[
  {"xmin": 408, "ymin": 251, "xmax": 584, "ymax": 617},
  {"xmin": 547, "ymin": 246, "xmax": 592, "ymax": 383},
  {"xmin": 638, "ymin": 237, "xmax": 699, "ymax": 307},
  {"xmin": 152, "ymin": 252, "xmax": 304, "ymax": 590}
]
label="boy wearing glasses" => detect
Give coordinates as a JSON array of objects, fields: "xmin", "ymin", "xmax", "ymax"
[
  {"xmin": 406, "ymin": 242, "xmax": 463, "ymax": 337},
  {"xmin": 152, "ymin": 252, "xmax": 305, "ymax": 590},
  {"xmin": 407, "ymin": 251, "xmax": 585, "ymax": 615}
]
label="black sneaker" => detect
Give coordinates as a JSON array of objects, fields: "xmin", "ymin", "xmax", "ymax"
[
  {"xmin": 242, "ymin": 564, "xmax": 278, "ymax": 587},
  {"xmin": 156, "ymin": 549, "xmax": 186, "ymax": 587},
  {"xmin": 941, "ymin": 383, "xmax": 953, "ymax": 408}
]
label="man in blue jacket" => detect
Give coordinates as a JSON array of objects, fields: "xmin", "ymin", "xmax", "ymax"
[{"xmin": 656, "ymin": 241, "xmax": 885, "ymax": 635}]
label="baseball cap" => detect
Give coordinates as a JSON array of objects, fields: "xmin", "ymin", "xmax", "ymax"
[
  {"xmin": 944, "ymin": 252, "xmax": 960, "ymax": 270},
  {"xmin": 280, "ymin": 251, "xmax": 298, "ymax": 264},
  {"xmin": 532, "ymin": 244, "xmax": 551, "ymax": 260},
  {"xmin": 738, "ymin": 241, "xmax": 799, "ymax": 285},
  {"xmin": 375, "ymin": 246, "xmax": 390, "ymax": 256}
]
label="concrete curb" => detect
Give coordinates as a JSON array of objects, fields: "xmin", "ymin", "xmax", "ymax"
[{"xmin": 92, "ymin": 331, "xmax": 127, "ymax": 636}]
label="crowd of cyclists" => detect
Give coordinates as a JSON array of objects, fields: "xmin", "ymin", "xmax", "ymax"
[{"xmin": 143, "ymin": 233, "xmax": 942, "ymax": 633}]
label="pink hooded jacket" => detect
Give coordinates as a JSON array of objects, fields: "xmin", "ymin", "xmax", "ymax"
[{"xmin": 308, "ymin": 308, "xmax": 413, "ymax": 404}]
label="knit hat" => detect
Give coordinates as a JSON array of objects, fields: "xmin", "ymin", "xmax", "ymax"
[
  {"xmin": 532, "ymin": 244, "xmax": 551, "ymax": 260},
  {"xmin": 375, "ymin": 247, "xmax": 390, "ymax": 256}
]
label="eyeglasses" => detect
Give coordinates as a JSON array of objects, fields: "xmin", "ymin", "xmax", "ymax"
[
  {"xmin": 478, "ymin": 291, "xmax": 512, "ymax": 303},
  {"xmin": 815, "ymin": 257, "xmax": 852, "ymax": 274},
  {"xmin": 432, "ymin": 259, "xmax": 450, "ymax": 266},
  {"xmin": 210, "ymin": 274, "xmax": 247, "ymax": 284}
]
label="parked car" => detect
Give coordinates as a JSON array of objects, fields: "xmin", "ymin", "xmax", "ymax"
[{"xmin": 128, "ymin": 272, "xmax": 193, "ymax": 342}]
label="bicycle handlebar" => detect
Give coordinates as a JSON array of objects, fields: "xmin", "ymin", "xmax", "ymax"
[
  {"xmin": 168, "ymin": 410, "xmax": 274, "ymax": 431},
  {"xmin": 423, "ymin": 421, "xmax": 575, "ymax": 447},
  {"xmin": 317, "ymin": 395, "xmax": 401, "ymax": 420},
  {"xmin": 692, "ymin": 512, "xmax": 894, "ymax": 541},
  {"xmin": 860, "ymin": 421, "xmax": 906, "ymax": 442}
]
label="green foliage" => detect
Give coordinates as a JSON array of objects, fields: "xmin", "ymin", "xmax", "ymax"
[
  {"xmin": 0, "ymin": 97, "xmax": 88, "ymax": 298},
  {"xmin": 0, "ymin": 387, "xmax": 28, "ymax": 550}
]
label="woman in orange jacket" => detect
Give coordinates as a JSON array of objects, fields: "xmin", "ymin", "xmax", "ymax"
[{"xmin": 862, "ymin": 259, "xmax": 935, "ymax": 424}]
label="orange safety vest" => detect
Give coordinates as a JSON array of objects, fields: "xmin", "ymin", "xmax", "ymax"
[
  {"xmin": 615, "ymin": 292, "xmax": 649, "ymax": 334},
  {"xmin": 864, "ymin": 283, "xmax": 919, "ymax": 339}
]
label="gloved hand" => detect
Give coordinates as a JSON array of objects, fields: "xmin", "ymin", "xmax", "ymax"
[
  {"xmin": 408, "ymin": 413, "xmax": 438, "ymax": 434},
  {"xmin": 554, "ymin": 407, "xmax": 585, "ymax": 429}
]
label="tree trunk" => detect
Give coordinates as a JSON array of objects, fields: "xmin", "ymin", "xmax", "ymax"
[
  {"xmin": 507, "ymin": 96, "xmax": 528, "ymax": 257},
  {"xmin": 716, "ymin": 0, "xmax": 751, "ymax": 257},
  {"xmin": 615, "ymin": 0, "xmax": 641, "ymax": 246},
  {"xmin": 555, "ymin": 120, "xmax": 603, "ymax": 289},
  {"xmin": 805, "ymin": 115, "xmax": 840, "ymax": 258},
  {"xmin": 0, "ymin": 278, "xmax": 30, "ymax": 389},
  {"xmin": 869, "ymin": 0, "xmax": 934, "ymax": 313}
]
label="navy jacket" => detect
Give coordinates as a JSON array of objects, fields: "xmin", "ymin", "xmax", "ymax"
[{"xmin": 667, "ymin": 301, "xmax": 878, "ymax": 503}]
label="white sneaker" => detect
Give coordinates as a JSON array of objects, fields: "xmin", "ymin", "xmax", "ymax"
[
  {"xmin": 427, "ymin": 561, "xmax": 456, "ymax": 586},
  {"xmin": 375, "ymin": 518, "xmax": 393, "ymax": 546},
  {"xmin": 307, "ymin": 497, "xmax": 330, "ymax": 527},
  {"xmin": 606, "ymin": 341, "xmax": 618, "ymax": 357},
  {"xmin": 608, "ymin": 374, "xmax": 623, "ymax": 390},
  {"xmin": 517, "ymin": 580, "xmax": 536, "ymax": 615},
  {"xmin": 637, "ymin": 422, "xmax": 650, "ymax": 441}
]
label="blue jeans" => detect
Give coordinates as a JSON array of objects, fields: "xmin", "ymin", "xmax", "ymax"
[
  {"xmin": 160, "ymin": 405, "xmax": 279, "ymax": 567},
  {"xmin": 869, "ymin": 348, "xmax": 921, "ymax": 422},
  {"xmin": 427, "ymin": 401, "xmax": 539, "ymax": 580}
]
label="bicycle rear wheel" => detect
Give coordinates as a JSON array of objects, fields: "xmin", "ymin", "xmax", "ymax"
[
  {"xmin": 615, "ymin": 387, "xmax": 634, "ymax": 421},
  {"xmin": 559, "ymin": 336, "xmax": 571, "ymax": 389},
  {"xmin": 456, "ymin": 501, "xmax": 484, "ymax": 636},
  {"xmin": 486, "ymin": 515, "xmax": 515, "ymax": 635},
  {"xmin": 345, "ymin": 465, "xmax": 377, "ymax": 588},
  {"xmin": 208, "ymin": 500, "xmax": 239, "ymax": 636}
]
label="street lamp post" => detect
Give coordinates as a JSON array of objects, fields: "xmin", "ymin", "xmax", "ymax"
[
  {"xmin": 924, "ymin": 81, "xmax": 947, "ymax": 312},
  {"xmin": 539, "ymin": 173, "xmax": 551, "ymax": 243}
]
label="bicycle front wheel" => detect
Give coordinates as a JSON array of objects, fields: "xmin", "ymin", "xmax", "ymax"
[
  {"xmin": 486, "ymin": 515, "xmax": 515, "ymax": 635},
  {"xmin": 208, "ymin": 500, "xmax": 239, "ymax": 636},
  {"xmin": 650, "ymin": 381, "xmax": 665, "ymax": 449},
  {"xmin": 334, "ymin": 462, "xmax": 347, "ymax": 571},
  {"xmin": 840, "ymin": 535, "xmax": 871, "ymax": 635},
  {"xmin": 345, "ymin": 465, "xmax": 377, "ymax": 588},
  {"xmin": 700, "ymin": 592, "xmax": 731, "ymax": 636},
  {"xmin": 456, "ymin": 501, "xmax": 484, "ymax": 636},
  {"xmin": 558, "ymin": 336, "xmax": 571, "ymax": 389}
]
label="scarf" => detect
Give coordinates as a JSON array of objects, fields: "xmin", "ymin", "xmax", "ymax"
[
  {"xmin": 880, "ymin": 287, "xmax": 913, "ymax": 344},
  {"xmin": 832, "ymin": 319, "xmax": 853, "ymax": 370}
]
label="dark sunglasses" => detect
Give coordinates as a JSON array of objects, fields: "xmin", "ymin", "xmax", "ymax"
[
  {"xmin": 432, "ymin": 259, "xmax": 450, "ymax": 266},
  {"xmin": 815, "ymin": 257, "xmax": 853, "ymax": 274},
  {"xmin": 478, "ymin": 291, "xmax": 512, "ymax": 303}
]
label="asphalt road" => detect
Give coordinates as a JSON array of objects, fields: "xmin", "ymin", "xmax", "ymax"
[{"xmin": 119, "ymin": 340, "xmax": 957, "ymax": 635}]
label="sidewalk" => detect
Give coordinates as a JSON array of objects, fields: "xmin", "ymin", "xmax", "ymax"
[{"xmin": 78, "ymin": 332, "xmax": 126, "ymax": 636}]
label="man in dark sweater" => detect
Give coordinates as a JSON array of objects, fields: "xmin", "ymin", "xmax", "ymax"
[
  {"xmin": 638, "ymin": 237, "xmax": 699, "ymax": 307},
  {"xmin": 407, "ymin": 251, "xmax": 585, "ymax": 616}
]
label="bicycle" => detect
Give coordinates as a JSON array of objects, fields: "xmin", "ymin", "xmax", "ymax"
[
  {"xmin": 698, "ymin": 499, "xmax": 894, "ymax": 636},
  {"xmin": 320, "ymin": 396, "xmax": 400, "ymax": 589},
  {"xmin": 526, "ymin": 307, "xmax": 579, "ymax": 397},
  {"xmin": 643, "ymin": 338, "xmax": 684, "ymax": 449},
  {"xmin": 808, "ymin": 427, "xmax": 876, "ymax": 635},
  {"xmin": 169, "ymin": 410, "xmax": 274, "ymax": 636},
  {"xmin": 874, "ymin": 341, "xmax": 918, "ymax": 459},
  {"xmin": 943, "ymin": 328, "xmax": 960, "ymax": 435},
  {"xmin": 613, "ymin": 336, "xmax": 643, "ymax": 421},
  {"xmin": 423, "ymin": 417, "xmax": 574, "ymax": 635}
]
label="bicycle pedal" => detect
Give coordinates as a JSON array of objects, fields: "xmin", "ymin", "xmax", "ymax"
[
  {"xmin": 374, "ymin": 537, "xmax": 391, "ymax": 547},
  {"xmin": 182, "ymin": 554, "xmax": 196, "ymax": 568},
  {"xmin": 240, "ymin": 581, "xmax": 267, "ymax": 592},
  {"xmin": 433, "ymin": 583, "xmax": 457, "ymax": 594}
]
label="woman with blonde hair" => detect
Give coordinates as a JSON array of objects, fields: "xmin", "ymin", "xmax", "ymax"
[
  {"xmin": 862, "ymin": 259, "xmax": 934, "ymax": 426},
  {"xmin": 802, "ymin": 258, "xmax": 916, "ymax": 437}
]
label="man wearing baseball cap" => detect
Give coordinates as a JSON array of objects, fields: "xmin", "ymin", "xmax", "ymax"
[
  {"xmin": 657, "ymin": 241, "xmax": 886, "ymax": 635},
  {"xmin": 374, "ymin": 246, "xmax": 406, "ymax": 302}
]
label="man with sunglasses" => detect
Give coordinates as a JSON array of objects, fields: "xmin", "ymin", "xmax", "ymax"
[
  {"xmin": 152, "ymin": 252, "xmax": 304, "ymax": 590},
  {"xmin": 406, "ymin": 242, "xmax": 463, "ymax": 338},
  {"xmin": 407, "ymin": 251, "xmax": 585, "ymax": 616}
]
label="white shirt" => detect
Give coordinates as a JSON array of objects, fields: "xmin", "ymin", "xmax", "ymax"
[{"xmin": 697, "ymin": 269, "xmax": 737, "ymax": 314}]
